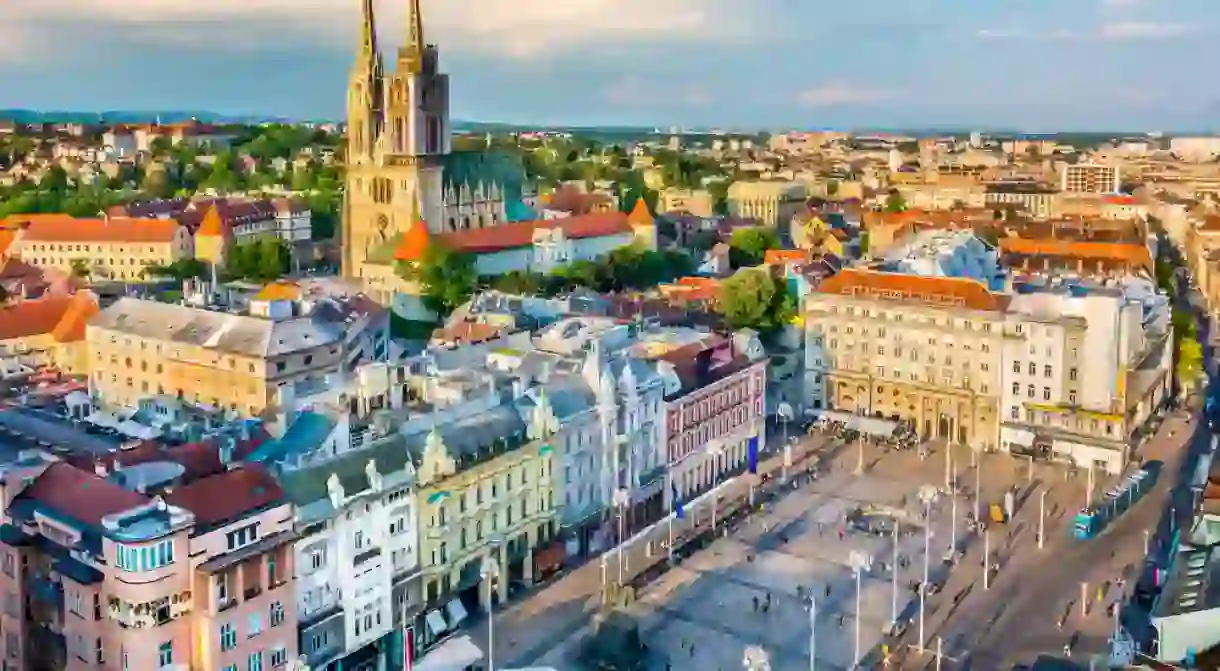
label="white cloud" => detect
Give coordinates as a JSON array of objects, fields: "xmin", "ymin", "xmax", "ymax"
[
  {"xmin": 1099, "ymin": 22, "xmax": 1195, "ymax": 39},
  {"xmin": 3, "ymin": 0, "xmax": 753, "ymax": 61},
  {"xmin": 975, "ymin": 22, "xmax": 1195, "ymax": 41},
  {"xmin": 797, "ymin": 82, "xmax": 895, "ymax": 107}
]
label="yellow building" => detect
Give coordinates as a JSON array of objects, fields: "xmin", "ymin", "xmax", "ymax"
[
  {"xmin": 805, "ymin": 269, "xmax": 1006, "ymax": 447},
  {"xmin": 413, "ymin": 417, "xmax": 557, "ymax": 610},
  {"xmin": 85, "ymin": 297, "xmax": 347, "ymax": 415},
  {"xmin": 8, "ymin": 215, "xmax": 193, "ymax": 282},
  {"xmin": 658, "ymin": 188, "xmax": 715, "ymax": 218},
  {"xmin": 193, "ymin": 205, "xmax": 230, "ymax": 267},
  {"xmin": 0, "ymin": 293, "xmax": 98, "ymax": 373},
  {"xmin": 727, "ymin": 180, "xmax": 808, "ymax": 228}
]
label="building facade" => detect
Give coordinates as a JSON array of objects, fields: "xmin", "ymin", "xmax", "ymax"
[
  {"xmin": 805, "ymin": 269, "xmax": 1005, "ymax": 449},
  {"xmin": 11, "ymin": 216, "xmax": 194, "ymax": 282},
  {"xmin": 727, "ymin": 180, "xmax": 809, "ymax": 228},
  {"xmin": 1061, "ymin": 163, "xmax": 1121, "ymax": 195}
]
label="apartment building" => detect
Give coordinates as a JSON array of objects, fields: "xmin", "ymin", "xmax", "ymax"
[
  {"xmin": 727, "ymin": 180, "xmax": 809, "ymax": 228},
  {"xmin": 805, "ymin": 269, "xmax": 1007, "ymax": 448},
  {"xmin": 657, "ymin": 188, "xmax": 715, "ymax": 218},
  {"xmin": 85, "ymin": 298, "xmax": 348, "ymax": 416},
  {"xmin": 998, "ymin": 278, "xmax": 1171, "ymax": 474},
  {"xmin": 1062, "ymin": 163, "xmax": 1121, "ymax": 195},
  {"xmin": 0, "ymin": 457, "xmax": 297, "ymax": 671},
  {"xmin": 984, "ymin": 183, "xmax": 1058, "ymax": 218},
  {"xmin": 8, "ymin": 215, "xmax": 194, "ymax": 282},
  {"xmin": 639, "ymin": 330, "xmax": 767, "ymax": 504},
  {"xmin": 275, "ymin": 431, "xmax": 422, "ymax": 671},
  {"xmin": 999, "ymin": 238, "xmax": 1154, "ymax": 281}
]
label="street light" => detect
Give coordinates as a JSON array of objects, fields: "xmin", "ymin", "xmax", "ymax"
[
  {"xmin": 920, "ymin": 502, "xmax": 930, "ymax": 652},
  {"xmin": 849, "ymin": 550, "xmax": 872, "ymax": 669},
  {"xmin": 983, "ymin": 529, "xmax": 991, "ymax": 591},
  {"xmin": 808, "ymin": 595, "xmax": 817, "ymax": 671},
  {"xmin": 1038, "ymin": 490, "xmax": 1047, "ymax": 550},
  {"xmin": 949, "ymin": 463, "xmax": 958, "ymax": 557},
  {"xmin": 613, "ymin": 488, "xmax": 630, "ymax": 592},
  {"xmin": 855, "ymin": 434, "xmax": 865, "ymax": 475},
  {"xmin": 890, "ymin": 521, "xmax": 899, "ymax": 630},
  {"xmin": 480, "ymin": 554, "xmax": 500, "ymax": 671}
]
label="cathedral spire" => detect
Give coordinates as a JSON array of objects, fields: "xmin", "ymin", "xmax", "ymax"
[
  {"xmin": 357, "ymin": 0, "xmax": 381, "ymax": 73},
  {"xmin": 399, "ymin": 0, "xmax": 426, "ymax": 73}
]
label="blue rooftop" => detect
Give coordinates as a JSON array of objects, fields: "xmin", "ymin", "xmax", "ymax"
[
  {"xmin": 505, "ymin": 199, "xmax": 538, "ymax": 223},
  {"xmin": 246, "ymin": 411, "xmax": 335, "ymax": 464}
]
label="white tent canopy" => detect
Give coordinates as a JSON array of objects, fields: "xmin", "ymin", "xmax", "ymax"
[{"xmin": 414, "ymin": 634, "xmax": 484, "ymax": 671}]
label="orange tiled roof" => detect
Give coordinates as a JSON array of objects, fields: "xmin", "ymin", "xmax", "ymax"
[
  {"xmin": 254, "ymin": 282, "xmax": 301, "ymax": 301},
  {"xmin": 999, "ymin": 238, "xmax": 1152, "ymax": 269},
  {"xmin": 393, "ymin": 219, "xmax": 432, "ymax": 262},
  {"xmin": 195, "ymin": 205, "xmax": 227, "ymax": 237},
  {"xmin": 815, "ymin": 268, "xmax": 1005, "ymax": 311},
  {"xmin": 764, "ymin": 249, "xmax": 808, "ymax": 264},
  {"xmin": 0, "ymin": 293, "xmax": 98, "ymax": 342},
  {"xmin": 1103, "ymin": 195, "xmax": 1140, "ymax": 206},
  {"xmin": 627, "ymin": 197, "xmax": 654, "ymax": 227},
  {"xmin": 437, "ymin": 212, "xmax": 633, "ymax": 255},
  {"xmin": 17, "ymin": 215, "xmax": 180, "ymax": 244}
]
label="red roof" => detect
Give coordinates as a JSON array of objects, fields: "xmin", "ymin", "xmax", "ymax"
[
  {"xmin": 438, "ymin": 212, "xmax": 633, "ymax": 254},
  {"xmin": 816, "ymin": 268, "xmax": 1006, "ymax": 311},
  {"xmin": 0, "ymin": 293, "xmax": 98, "ymax": 342},
  {"xmin": 164, "ymin": 466, "xmax": 284, "ymax": 530},
  {"xmin": 20, "ymin": 462, "xmax": 148, "ymax": 527},
  {"xmin": 1103, "ymin": 195, "xmax": 1140, "ymax": 206},
  {"xmin": 17, "ymin": 215, "xmax": 181, "ymax": 244}
]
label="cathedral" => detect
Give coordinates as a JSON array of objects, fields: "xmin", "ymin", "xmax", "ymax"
[{"xmin": 341, "ymin": 0, "xmax": 532, "ymax": 280}]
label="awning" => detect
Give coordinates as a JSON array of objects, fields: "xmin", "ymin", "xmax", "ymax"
[
  {"xmin": 444, "ymin": 598, "xmax": 468, "ymax": 627},
  {"xmin": 414, "ymin": 634, "xmax": 484, "ymax": 671},
  {"xmin": 850, "ymin": 416, "xmax": 898, "ymax": 438},
  {"xmin": 424, "ymin": 610, "xmax": 448, "ymax": 637},
  {"xmin": 1007, "ymin": 430, "xmax": 1035, "ymax": 448}
]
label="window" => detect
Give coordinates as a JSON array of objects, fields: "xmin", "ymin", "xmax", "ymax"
[
  {"xmin": 1043, "ymin": 387, "xmax": 1051, "ymax": 401},
  {"xmin": 247, "ymin": 651, "xmax": 263, "ymax": 671},
  {"xmin": 1044, "ymin": 365, "xmax": 1052, "ymax": 378},
  {"xmin": 1012, "ymin": 361, "xmax": 1020, "ymax": 373},
  {"xmin": 247, "ymin": 612, "xmax": 262, "ymax": 638},
  {"xmin": 270, "ymin": 648, "xmax": 288, "ymax": 667},
  {"xmin": 116, "ymin": 540, "xmax": 174, "ymax": 572},
  {"xmin": 1027, "ymin": 384, "xmax": 1035, "ymax": 398},
  {"xmin": 1069, "ymin": 367, "xmax": 1078, "ymax": 381},
  {"xmin": 226, "ymin": 523, "xmax": 259, "ymax": 551},
  {"xmin": 1011, "ymin": 382, "xmax": 1019, "ymax": 394},
  {"xmin": 1069, "ymin": 391, "xmax": 1077, "ymax": 404},
  {"xmin": 157, "ymin": 641, "xmax": 172, "ymax": 667},
  {"xmin": 1027, "ymin": 363, "xmax": 1036, "ymax": 375},
  {"xmin": 220, "ymin": 623, "xmax": 237, "ymax": 651},
  {"xmin": 1010, "ymin": 406, "xmax": 1019, "ymax": 420},
  {"xmin": 270, "ymin": 602, "xmax": 284, "ymax": 627}
]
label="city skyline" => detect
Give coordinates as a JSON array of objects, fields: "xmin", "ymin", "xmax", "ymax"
[{"xmin": 3, "ymin": 0, "xmax": 1220, "ymax": 131}]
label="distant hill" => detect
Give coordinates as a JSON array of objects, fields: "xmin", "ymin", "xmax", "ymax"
[{"xmin": 0, "ymin": 109, "xmax": 301, "ymax": 125}]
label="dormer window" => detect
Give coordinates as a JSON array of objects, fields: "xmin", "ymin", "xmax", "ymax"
[{"xmin": 225, "ymin": 522, "xmax": 260, "ymax": 552}]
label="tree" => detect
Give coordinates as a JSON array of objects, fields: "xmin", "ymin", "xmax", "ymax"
[
  {"xmin": 884, "ymin": 190, "xmax": 907, "ymax": 213},
  {"xmin": 415, "ymin": 244, "xmax": 477, "ymax": 315},
  {"xmin": 1178, "ymin": 338, "xmax": 1204, "ymax": 388},
  {"xmin": 727, "ymin": 228, "xmax": 780, "ymax": 268},
  {"xmin": 69, "ymin": 259, "xmax": 90, "ymax": 280},
  {"xmin": 717, "ymin": 268, "xmax": 794, "ymax": 332},
  {"xmin": 149, "ymin": 137, "xmax": 172, "ymax": 157},
  {"xmin": 225, "ymin": 239, "xmax": 290, "ymax": 281}
]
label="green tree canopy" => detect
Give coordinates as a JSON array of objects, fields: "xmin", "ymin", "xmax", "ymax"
[
  {"xmin": 884, "ymin": 190, "xmax": 907, "ymax": 213},
  {"xmin": 225, "ymin": 238, "xmax": 290, "ymax": 282},
  {"xmin": 727, "ymin": 228, "xmax": 781, "ymax": 268},
  {"xmin": 717, "ymin": 268, "xmax": 795, "ymax": 332},
  {"xmin": 415, "ymin": 243, "xmax": 477, "ymax": 315}
]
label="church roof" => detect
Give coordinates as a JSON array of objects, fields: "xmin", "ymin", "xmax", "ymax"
[
  {"xmin": 196, "ymin": 205, "xmax": 227, "ymax": 237},
  {"xmin": 394, "ymin": 219, "xmax": 431, "ymax": 262},
  {"xmin": 627, "ymin": 197, "xmax": 654, "ymax": 227},
  {"xmin": 438, "ymin": 211, "xmax": 633, "ymax": 254},
  {"xmin": 440, "ymin": 150, "xmax": 525, "ymax": 200}
]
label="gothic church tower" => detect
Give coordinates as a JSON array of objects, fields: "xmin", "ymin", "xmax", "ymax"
[{"xmin": 342, "ymin": 0, "xmax": 451, "ymax": 279}]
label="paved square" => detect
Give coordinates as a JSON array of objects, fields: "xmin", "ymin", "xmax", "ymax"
[{"xmin": 595, "ymin": 470, "xmax": 970, "ymax": 670}]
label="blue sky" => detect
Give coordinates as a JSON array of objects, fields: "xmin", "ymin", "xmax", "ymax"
[{"xmin": 2, "ymin": 0, "xmax": 1219, "ymax": 130}]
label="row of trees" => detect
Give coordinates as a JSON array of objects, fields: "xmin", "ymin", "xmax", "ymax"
[{"xmin": 225, "ymin": 238, "xmax": 292, "ymax": 282}]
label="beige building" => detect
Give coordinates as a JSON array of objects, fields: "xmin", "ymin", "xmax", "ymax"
[
  {"xmin": 804, "ymin": 269, "xmax": 1006, "ymax": 448},
  {"xmin": 8, "ymin": 215, "xmax": 193, "ymax": 282},
  {"xmin": 1061, "ymin": 163, "xmax": 1121, "ymax": 194},
  {"xmin": 0, "ymin": 293, "xmax": 98, "ymax": 374},
  {"xmin": 657, "ymin": 188, "xmax": 715, "ymax": 218},
  {"xmin": 727, "ymin": 180, "xmax": 808, "ymax": 228},
  {"xmin": 85, "ymin": 298, "xmax": 347, "ymax": 416}
]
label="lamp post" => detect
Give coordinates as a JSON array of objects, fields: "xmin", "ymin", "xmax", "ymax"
[
  {"xmin": 949, "ymin": 464, "xmax": 958, "ymax": 556},
  {"xmin": 855, "ymin": 434, "xmax": 865, "ymax": 475},
  {"xmin": 983, "ymin": 529, "xmax": 991, "ymax": 591},
  {"xmin": 890, "ymin": 521, "xmax": 899, "ymax": 630},
  {"xmin": 613, "ymin": 488, "xmax": 630, "ymax": 592},
  {"xmin": 1144, "ymin": 529, "xmax": 1151, "ymax": 557},
  {"xmin": 1038, "ymin": 489, "xmax": 1047, "ymax": 549},
  {"xmin": 944, "ymin": 440, "xmax": 953, "ymax": 490},
  {"xmin": 1086, "ymin": 459, "xmax": 1095, "ymax": 509},
  {"xmin": 481, "ymin": 554, "xmax": 500, "ymax": 671},
  {"xmin": 849, "ymin": 550, "xmax": 871, "ymax": 669},
  {"xmin": 974, "ymin": 460, "xmax": 981, "ymax": 523},
  {"xmin": 920, "ymin": 502, "xmax": 930, "ymax": 651},
  {"xmin": 808, "ymin": 595, "xmax": 817, "ymax": 671}
]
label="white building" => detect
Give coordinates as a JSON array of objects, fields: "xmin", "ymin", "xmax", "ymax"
[
  {"xmin": 998, "ymin": 278, "xmax": 1172, "ymax": 474},
  {"xmin": 274, "ymin": 198, "xmax": 313, "ymax": 243},
  {"xmin": 1062, "ymin": 163, "xmax": 1121, "ymax": 194},
  {"xmin": 1169, "ymin": 136, "xmax": 1220, "ymax": 163},
  {"xmin": 274, "ymin": 425, "xmax": 422, "ymax": 671}
]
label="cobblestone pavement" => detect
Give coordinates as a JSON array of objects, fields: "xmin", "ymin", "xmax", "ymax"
[{"xmin": 465, "ymin": 413, "xmax": 1195, "ymax": 670}]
